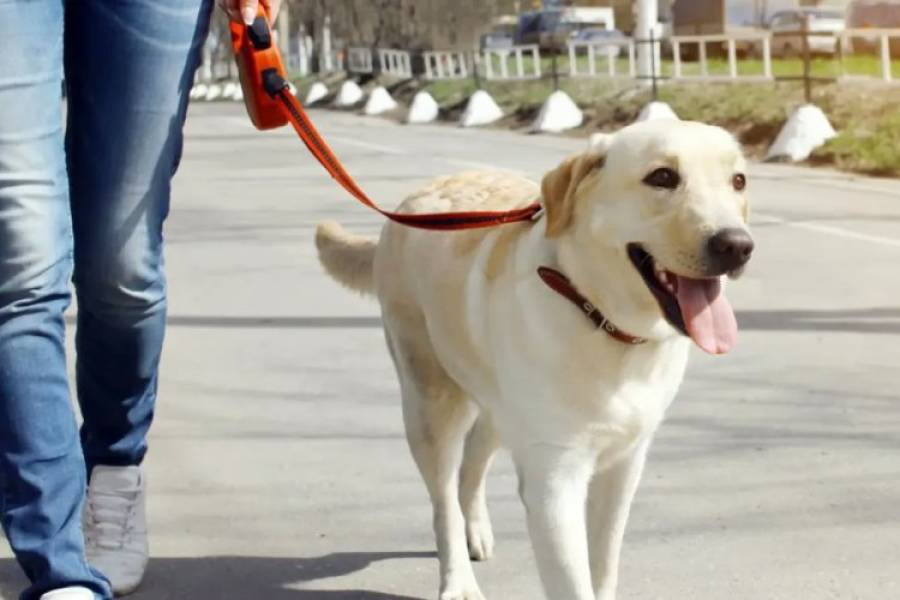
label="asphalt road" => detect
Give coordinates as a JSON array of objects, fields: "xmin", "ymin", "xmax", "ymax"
[{"xmin": 2, "ymin": 103, "xmax": 899, "ymax": 600}]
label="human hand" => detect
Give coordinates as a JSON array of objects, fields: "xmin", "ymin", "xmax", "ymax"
[{"xmin": 219, "ymin": 0, "xmax": 282, "ymax": 26}]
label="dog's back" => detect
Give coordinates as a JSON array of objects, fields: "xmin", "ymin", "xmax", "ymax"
[{"xmin": 315, "ymin": 170, "xmax": 539, "ymax": 299}]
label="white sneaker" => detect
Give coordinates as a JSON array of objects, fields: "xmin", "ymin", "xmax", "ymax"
[
  {"xmin": 40, "ymin": 587, "xmax": 94, "ymax": 600},
  {"xmin": 83, "ymin": 466, "xmax": 149, "ymax": 596}
]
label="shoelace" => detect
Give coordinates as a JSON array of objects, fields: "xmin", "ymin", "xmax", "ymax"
[{"xmin": 85, "ymin": 490, "xmax": 139, "ymax": 550}]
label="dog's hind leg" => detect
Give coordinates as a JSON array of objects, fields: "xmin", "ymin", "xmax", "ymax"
[
  {"xmin": 385, "ymin": 323, "xmax": 485, "ymax": 600},
  {"xmin": 459, "ymin": 412, "xmax": 499, "ymax": 562},
  {"xmin": 587, "ymin": 440, "xmax": 650, "ymax": 600}
]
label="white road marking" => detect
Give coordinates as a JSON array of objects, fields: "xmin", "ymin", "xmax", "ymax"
[
  {"xmin": 327, "ymin": 136, "xmax": 407, "ymax": 156},
  {"xmin": 757, "ymin": 212, "xmax": 900, "ymax": 249},
  {"xmin": 444, "ymin": 158, "xmax": 528, "ymax": 176}
]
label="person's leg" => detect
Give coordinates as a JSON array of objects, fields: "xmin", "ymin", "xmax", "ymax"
[
  {"xmin": 63, "ymin": 1, "xmax": 211, "ymax": 593},
  {"xmin": 0, "ymin": 1, "xmax": 111, "ymax": 599},
  {"xmin": 64, "ymin": 0, "xmax": 212, "ymax": 473}
]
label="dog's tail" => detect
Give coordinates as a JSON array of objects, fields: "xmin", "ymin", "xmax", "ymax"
[{"xmin": 315, "ymin": 221, "xmax": 377, "ymax": 295}]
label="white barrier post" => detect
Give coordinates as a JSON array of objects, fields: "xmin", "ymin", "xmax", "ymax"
[
  {"xmin": 588, "ymin": 44, "xmax": 597, "ymax": 77},
  {"xmin": 881, "ymin": 34, "xmax": 892, "ymax": 82},
  {"xmin": 322, "ymin": 15, "xmax": 333, "ymax": 73},
  {"xmin": 763, "ymin": 37, "xmax": 773, "ymax": 79},
  {"xmin": 516, "ymin": 48, "xmax": 525, "ymax": 78},
  {"xmin": 628, "ymin": 41, "xmax": 636, "ymax": 77},
  {"xmin": 636, "ymin": 0, "xmax": 659, "ymax": 82},
  {"xmin": 699, "ymin": 41, "xmax": 708, "ymax": 77},
  {"xmin": 608, "ymin": 45, "xmax": 617, "ymax": 77},
  {"xmin": 673, "ymin": 40, "xmax": 682, "ymax": 79},
  {"xmin": 728, "ymin": 39, "xmax": 738, "ymax": 79},
  {"xmin": 569, "ymin": 44, "xmax": 578, "ymax": 76},
  {"xmin": 533, "ymin": 46, "xmax": 542, "ymax": 78}
]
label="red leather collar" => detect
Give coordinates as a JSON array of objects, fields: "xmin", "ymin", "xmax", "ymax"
[{"xmin": 537, "ymin": 267, "xmax": 647, "ymax": 345}]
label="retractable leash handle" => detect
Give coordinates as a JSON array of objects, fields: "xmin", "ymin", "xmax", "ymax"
[
  {"xmin": 230, "ymin": 5, "xmax": 288, "ymax": 130},
  {"xmin": 231, "ymin": 12, "xmax": 542, "ymax": 230}
]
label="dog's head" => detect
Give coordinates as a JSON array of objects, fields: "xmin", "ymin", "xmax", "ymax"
[{"xmin": 542, "ymin": 120, "xmax": 752, "ymax": 355}]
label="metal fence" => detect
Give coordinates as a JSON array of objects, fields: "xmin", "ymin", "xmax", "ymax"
[
  {"xmin": 423, "ymin": 51, "xmax": 469, "ymax": 80},
  {"xmin": 347, "ymin": 47, "xmax": 374, "ymax": 74},
  {"xmin": 670, "ymin": 34, "xmax": 774, "ymax": 81},
  {"xmin": 839, "ymin": 28, "xmax": 900, "ymax": 82},
  {"xmin": 481, "ymin": 45, "xmax": 542, "ymax": 80},
  {"xmin": 567, "ymin": 40, "xmax": 636, "ymax": 79},
  {"xmin": 377, "ymin": 49, "xmax": 413, "ymax": 78},
  {"xmin": 198, "ymin": 28, "xmax": 900, "ymax": 90},
  {"xmin": 413, "ymin": 29, "xmax": 900, "ymax": 87}
]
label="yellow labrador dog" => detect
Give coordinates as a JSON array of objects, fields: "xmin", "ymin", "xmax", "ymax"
[{"xmin": 315, "ymin": 119, "xmax": 753, "ymax": 600}]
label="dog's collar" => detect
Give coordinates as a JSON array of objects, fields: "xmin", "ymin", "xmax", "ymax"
[{"xmin": 537, "ymin": 267, "xmax": 647, "ymax": 345}]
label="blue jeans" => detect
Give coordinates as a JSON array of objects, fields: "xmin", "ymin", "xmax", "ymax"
[{"xmin": 0, "ymin": 1, "xmax": 211, "ymax": 598}]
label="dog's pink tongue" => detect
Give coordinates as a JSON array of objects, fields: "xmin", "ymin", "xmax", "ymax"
[{"xmin": 675, "ymin": 276, "xmax": 737, "ymax": 355}]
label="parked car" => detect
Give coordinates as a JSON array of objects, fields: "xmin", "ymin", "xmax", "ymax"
[
  {"xmin": 847, "ymin": 0, "xmax": 900, "ymax": 55},
  {"xmin": 769, "ymin": 8, "xmax": 846, "ymax": 57},
  {"xmin": 480, "ymin": 31, "xmax": 515, "ymax": 51},
  {"xmin": 671, "ymin": 0, "xmax": 766, "ymax": 59},
  {"xmin": 517, "ymin": 8, "xmax": 616, "ymax": 53},
  {"xmin": 569, "ymin": 28, "xmax": 627, "ymax": 58}
]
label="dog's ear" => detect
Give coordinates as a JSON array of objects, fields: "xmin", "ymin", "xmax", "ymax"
[{"xmin": 541, "ymin": 150, "xmax": 605, "ymax": 237}]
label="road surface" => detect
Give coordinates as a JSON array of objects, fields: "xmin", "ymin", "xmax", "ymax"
[{"xmin": 2, "ymin": 104, "xmax": 899, "ymax": 600}]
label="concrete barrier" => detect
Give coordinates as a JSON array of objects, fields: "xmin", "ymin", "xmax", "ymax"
[
  {"xmin": 460, "ymin": 90, "xmax": 504, "ymax": 127},
  {"xmin": 407, "ymin": 91, "xmax": 440, "ymax": 124},
  {"xmin": 532, "ymin": 90, "xmax": 583, "ymax": 133},
  {"xmin": 767, "ymin": 104, "xmax": 836, "ymax": 162},
  {"xmin": 637, "ymin": 102, "xmax": 679, "ymax": 122},
  {"xmin": 305, "ymin": 82, "xmax": 329, "ymax": 106},
  {"xmin": 334, "ymin": 81, "xmax": 364, "ymax": 107},
  {"xmin": 190, "ymin": 83, "xmax": 208, "ymax": 100},
  {"xmin": 204, "ymin": 83, "xmax": 223, "ymax": 101},
  {"xmin": 364, "ymin": 86, "xmax": 399, "ymax": 115}
]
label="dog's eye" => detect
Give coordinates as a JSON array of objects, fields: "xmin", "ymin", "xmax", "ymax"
[
  {"xmin": 643, "ymin": 168, "xmax": 681, "ymax": 190},
  {"xmin": 733, "ymin": 173, "xmax": 747, "ymax": 191}
]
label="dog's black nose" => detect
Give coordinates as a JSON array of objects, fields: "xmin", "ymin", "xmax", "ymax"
[{"xmin": 707, "ymin": 228, "xmax": 754, "ymax": 272}]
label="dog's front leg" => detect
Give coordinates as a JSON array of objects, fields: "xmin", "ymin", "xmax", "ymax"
[
  {"xmin": 514, "ymin": 445, "xmax": 596, "ymax": 600},
  {"xmin": 587, "ymin": 440, "xmax": 650, "ymax": 600}
]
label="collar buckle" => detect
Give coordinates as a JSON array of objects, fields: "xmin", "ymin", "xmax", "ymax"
[{"xmin": 538, "ymin": 266, "xmax": 647, "ymax": 346}]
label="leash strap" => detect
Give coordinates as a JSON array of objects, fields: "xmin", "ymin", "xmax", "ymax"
[{"xmin": 263, "ymin": 73, "xmax": 543, "ymax": 231}]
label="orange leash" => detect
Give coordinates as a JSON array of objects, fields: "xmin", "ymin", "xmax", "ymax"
[{"xmin": 231, "ymin": 9, "xmax": 542, "ymax": 231}]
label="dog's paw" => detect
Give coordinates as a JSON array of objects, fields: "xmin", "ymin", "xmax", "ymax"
[
  {"xmin": 466, "ymin": 516, "xmax": 495, "ymax": 561},
  {"xmin": 439, "ymin": 587, "xmax": 486, "ymax": 600},
  {"xmin": 440, "ymin": 570, "xmax": 486, "ymax": 600}
]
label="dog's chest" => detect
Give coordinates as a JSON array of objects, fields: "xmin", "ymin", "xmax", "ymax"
[{"xmin": 555, "ymin": 339, "xmax": 689, "ymax": 448}]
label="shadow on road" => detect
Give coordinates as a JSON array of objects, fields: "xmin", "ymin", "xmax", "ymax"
[
  {"xmin": 739, "ymin": 307, "xmax": 900, "ymax": 334},
  {"xmin": 64, "ymin": 315, "xmax": 383, "ymax": 329},
  {"xmin": 0, "ymin": 551, "xmax": 432, "ymax": 600},
  {"xmin": 59, "ymin": 307, "xmax": 900, "ymax": 333}
]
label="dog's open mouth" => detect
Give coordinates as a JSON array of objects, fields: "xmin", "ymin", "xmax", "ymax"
[{"xmin": 627, "ymin": 244, "xmax": 737, "ymax": 355}]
